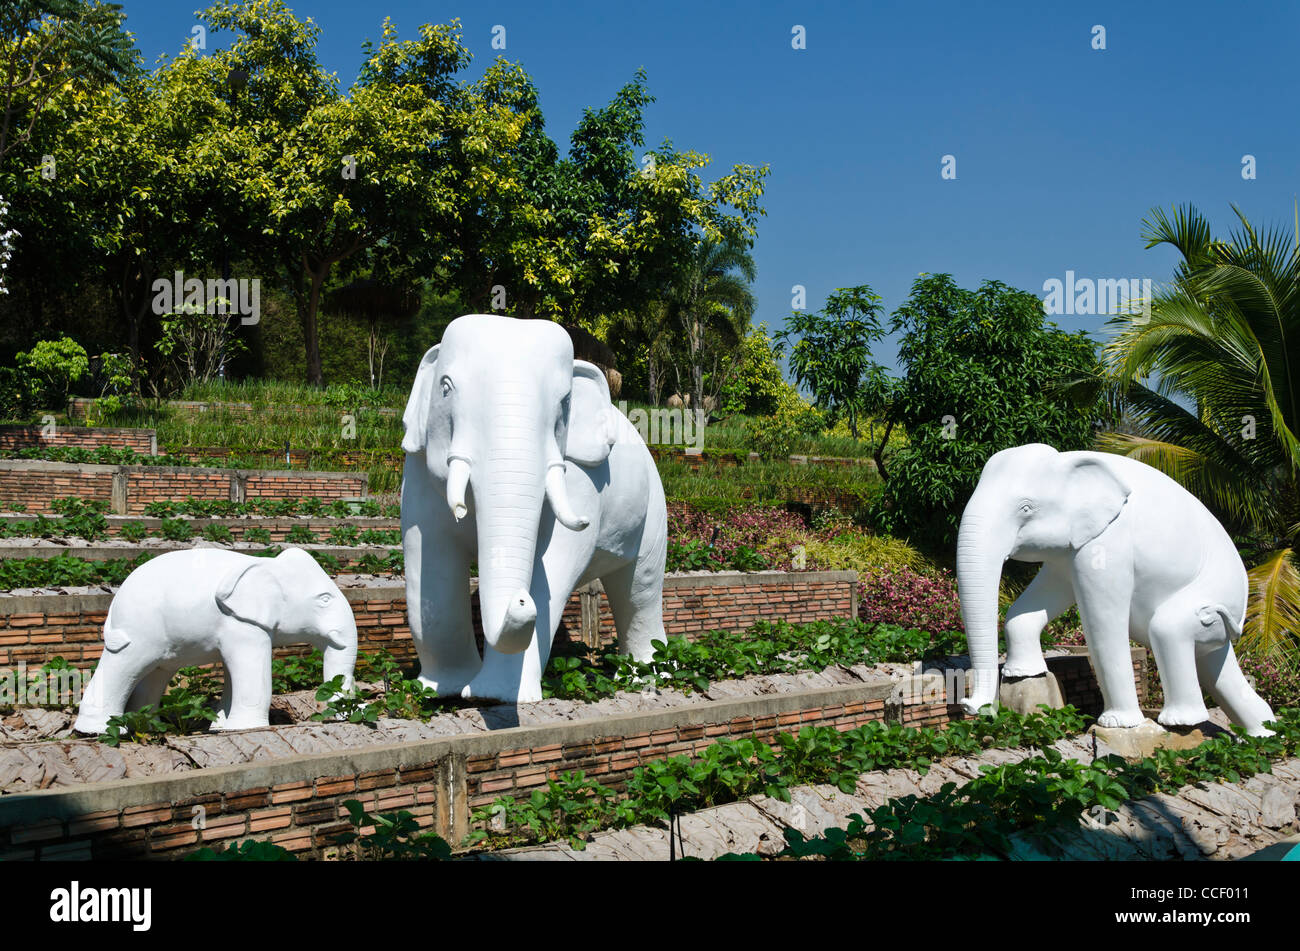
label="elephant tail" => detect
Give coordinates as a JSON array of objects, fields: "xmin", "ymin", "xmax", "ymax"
[
  {"xmin": 103, "ymin": 605, "xmax": 131, "ymax": 653},
  {"xmin": 1197, "ymin": 603, "xmax": 1243, "ymax": 641}
]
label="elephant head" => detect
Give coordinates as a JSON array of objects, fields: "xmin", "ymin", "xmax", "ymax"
[
  {"xmin": 956, "ymin": 444, "xmax": 1131, "ymax": 713},
  {"xmin": 401, "ymin": 314, "xmax": 619, "ymax": 655},
  {"xmin": 215, "ymin": 547, "xmax": 358, "ymax": 691}
]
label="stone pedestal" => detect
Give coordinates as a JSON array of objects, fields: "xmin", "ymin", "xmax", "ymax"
[
  {"xmin": 999, "ymin": 672, "xmax": 1065, "ymax": 715},
  {"xmin": 1088, "ymin": 717, "xmax": 1217, "ymax": 760}
]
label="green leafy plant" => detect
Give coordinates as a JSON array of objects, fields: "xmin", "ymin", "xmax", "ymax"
[
  {"xmin": 119, "ymin": 520, "xmax": 149, "ymax": 542},
  {"xmin": 158, "ymin": 518, "xmax": 194, "ymax": 542},
  {"xmin": 185, "ymin": 839, "xmax": 298, "ymax": 861},
  {"xmin": 335, "ymin": 799, "xmax": 451, "ymax": 860}
]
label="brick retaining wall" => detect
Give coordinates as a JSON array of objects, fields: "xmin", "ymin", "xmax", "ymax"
[
  {"xmin": 0, "ymin": 460, "xmax": 366, "ymax": 514},
  {"xmin": 0, "ymin": 425, "xmax": 156, "ymax": 454},
  {"xmin": 0, "ymin": 647, "xmax": 1143, "ymax": 861},
  {"xmin": 0, "ymin": 571, "xmax": 860, "ymax": 672}
]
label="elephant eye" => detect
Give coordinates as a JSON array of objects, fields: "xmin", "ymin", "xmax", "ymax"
[
  {"xmin": 1019, "ymin": 502, "xmax": 1034, "ymax": 515},
  {"xmin": 316, "ymin": 593, "xmax": 333, "ymax": 606},
  {"xmin": 440, "ymin": 377, "xmax": 453, "ymax": 397}
]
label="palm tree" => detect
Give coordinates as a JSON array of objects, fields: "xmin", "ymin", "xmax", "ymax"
[
  {"xmin": 1101, "ymin": 203, "xmax": 1300, "ymax": 666},
  {"xmin": 667, "ymin": 232, "xmax": 756, "ymax": 411}
]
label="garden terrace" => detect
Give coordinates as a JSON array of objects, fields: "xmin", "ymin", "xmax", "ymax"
[
  {"xmin": 67, "ymin": 396, "xmax": 401, "ymax": 422},
  {"xmin": 0, "ymin": 571, "xmax": 862, "ymax": 672},
  {"xmin": 484, "ymin": 708, "xmax": 1300, "ymax": 861},
  {"xmin": 0, "ymin": 649, "xmax": 1143, "ymax": 859},
  {"xmin": 0, "ymin": 425, "xmax": 157, "ymax": 455},
  {"xmin": 0, "ymin": 460, "xmax": 366, "ymax": 514}
]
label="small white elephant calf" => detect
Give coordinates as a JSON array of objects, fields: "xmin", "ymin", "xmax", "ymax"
[{"xmin": 74, "ymin": 547, "xmax": 357, "ymax": 734}]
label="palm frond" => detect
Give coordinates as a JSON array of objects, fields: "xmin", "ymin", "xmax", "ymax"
[{"xmin": 1242, "ymin": 548, "xmax": 1300, "ymax": 660}]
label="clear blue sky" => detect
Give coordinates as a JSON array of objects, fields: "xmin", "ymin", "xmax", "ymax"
[{"xmin": 119, "ymin": 0, "xmax": 1299, "ymax": 369}]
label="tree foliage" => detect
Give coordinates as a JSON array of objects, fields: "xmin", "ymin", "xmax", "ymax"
[
  {"xmin": 1101, "ymin": 203, "xmax": 1300, "ymax": 666},
  {"xmin": 776, "ymin": 285, "xmax": 889, "ymax": 439},
  {"xmin": 872, "ymin": 274, "xmax": 1104, "ymax": 549}
]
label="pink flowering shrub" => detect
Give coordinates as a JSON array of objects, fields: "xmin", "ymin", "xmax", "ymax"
[
  {"xmin": 857, "ymin": 565, "xmax": 963, "ymax": 636},
  {"xmin": 1238, "ymin": 652, "xmax": 1300, "ymax": 712}
]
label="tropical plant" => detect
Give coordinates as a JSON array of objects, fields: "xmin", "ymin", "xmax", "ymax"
[
  {"xmin": 871, "ymin": 274, "xmax": 1104, "ymax": 549},
  {"xmin": 1100, "ymin": 204, "xmax": 1300, "ymax": 669},
  {"xmin": 664, "ymin": 232, "xmax": 757, "ymax": 412},
  {"xmin": 776, "ymin": 285, "xmax": 891, "ymax": 440}
]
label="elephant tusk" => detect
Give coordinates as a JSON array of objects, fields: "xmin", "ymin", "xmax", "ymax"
[
  {"xmin": 446, "ymin": 455, "xmax": 471, "ymax": 521},
  {"xmin": 545, "ymin": 463, "xmax": 590, "ymax": 531}
]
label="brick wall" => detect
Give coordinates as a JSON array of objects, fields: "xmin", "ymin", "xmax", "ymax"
[
  {"xmin": 0, "ymin": 572, "xmax": 859, "ymax": 673},
  {"xmin": 0, "ymin": 515, "xmax": 397, "ymax": 543},
  {"xmin": 0, "ymin": 646, "xmax": 1141, "ymax": 861},
  {"xmin": 0, "ymin": 425, "xmax": 155, "ymax": 454},
  {"xmin": 68, "ymin": 397, "xmax": 399, "ymax": 421},
  {"xmin": 0, "ymin": 460, "xmax": 366, "ymax": 514},
  {"xmin": 0, "ymin": 684, "xmax": 896, "ymax": 860}
]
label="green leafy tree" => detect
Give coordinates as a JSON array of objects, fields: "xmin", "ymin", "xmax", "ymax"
[
  {"xmin": 872, "ymin": 274, "xmax": 1103, "ymax": 549},
  {"xmin": 17, "ymin": 335, "xmax": 88, "ymax": 405},
  {"xmin": 0, "ymin": 0, "xmax": 136, "ymax": 166},
  {"xmin": 1100, "ymin": 204, "xmax": 1300, "ymax": 666},
  {"xmin": 665, "ymin": 232, "xmax": 757, "ymax": 412},
  {"xmin": 776, "ymin": 285, "xmax": 889, "ymax": 440},
  {"xmin": 718, "ymin": 326, "xmax": 788, "ymax": 416}
]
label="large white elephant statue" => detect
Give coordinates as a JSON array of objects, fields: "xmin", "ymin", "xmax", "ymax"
[
  {"xmin": 74, "ymin": 547, "xmax": 357, "ymax": 734},
  {"xmin": 400, "ymin": 313, "xmax": 668, "ymax": 703},
  {"xmin": 956, "ymin": 443, "xmax": 1275, "ymax": 736}
]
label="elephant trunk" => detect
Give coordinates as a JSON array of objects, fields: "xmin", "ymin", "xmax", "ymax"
[
  {"xmin": 473, "ymin": 391, "xmax": 547, "ymax": 655},
  {"xmin": 956, "ymin": 497, "xmax": 1012, "ymax": 714},
  {"xmin": 321, "ymin": 604, "xmax": 358, "ymax": 696}
]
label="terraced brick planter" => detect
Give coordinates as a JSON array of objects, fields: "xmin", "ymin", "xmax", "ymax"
[
  {"xmin": 0, "ymin": 460, "xmax": 366, "ymax": 514},
  {"xmin": 0, "ymin": 570, "xmax": 861, "ymax": 671},
  {"xmin": 0, "ymin": 425, "xmax": 156, "ymax": 455}
]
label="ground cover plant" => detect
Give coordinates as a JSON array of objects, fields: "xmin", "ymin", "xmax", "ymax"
[
  {"xmin": 465, "ymin": 706, "xmax": 1091, "ymax": 851},
  {"xmin": 751, "ymin": 706, "xmax": 1300, "ymax": 861}
]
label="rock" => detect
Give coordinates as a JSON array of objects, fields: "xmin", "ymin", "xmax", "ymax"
[
  {"xmin": 998, "ymin": 672, "xmax": 1065, "ymax": 716},
  {"xmin": 1088, "ymin": 718, "xmax": 1211, "ymax": 760},
  {"xmin": 1258, "ymin": 784, "xmax": 1297, "ymax": 829}
]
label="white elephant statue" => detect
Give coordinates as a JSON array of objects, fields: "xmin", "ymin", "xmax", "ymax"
[
  {"xmin": 400, "ymin": 313, "xmax": 668, "ymax": 703},
  {"xmin": 956, "ymin": 443, "xmax": 1275, "ymax": 736},
  {"xmin": 74, "ymin": 547, "xmax": 358, "ymax": 734}
]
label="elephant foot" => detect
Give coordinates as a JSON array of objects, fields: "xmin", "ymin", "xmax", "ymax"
[
  {"xmin": 1157, "ymin": 704, "xmax": 1210, "ymax": 729},
  {"xmin": 461, "ymin": 674, "xmax": 543, "ymax": 704},
  {"xmin": 1097, "ymin": 708, "xmax": 1144, "ymax": 728},
  {"xmin": 72, "ymin": 712, "xmax": 111, "ymax": 734},
  {"xmin": 211, "ymin": 713, "xmax": 269, "ymax": 732},
  {"xmin": 1002, "ymin": 659, "xmax": 1048, "ymax": 678},
  {"xmin": 959, "ymin": 695, "xmax": 998, "ymax": 716},
  {"xmin": 417, "ymin": 671, "xmax": 478, "ymax": 698}
]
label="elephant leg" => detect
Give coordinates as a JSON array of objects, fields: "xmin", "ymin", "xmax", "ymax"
[
  {"xmin": 1194, "ymin": 641, "xmax": 1275, "ymax": 736},
  {"xmin": 126, "ymin": 663, "xmax": 180, "ymax": 712},
  {"xmin": 1072, "ymin": 540, "xmax": 1142, "ymax": 728},
  {"xmin": 601, "ymin": 559, "xmax": 665, "ymax": 664},
  {"xmin": 464, "ymin": 529, "xmax": 591, "ymax": 705},
  {"xmin": 1148, "ymin": 591, "xmax": 1212, "ymax": 728},
  {"xmin": 73, "ymin": 644, "xmax": 157, "ymax": 733},
  {"xmin": 216, "ymin": 628, "xmax": 272, "ymax": 731},
  {"xmin": 403, "ymin": 467, "xmax": 480, "ymax": 695},
  {"xmin": 1002, "ymin": 564, "xmax": 1074, "ymax": 677}
]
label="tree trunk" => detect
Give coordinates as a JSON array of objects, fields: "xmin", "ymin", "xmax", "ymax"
[{"xmin": 299, "ymin": 265, "xmax": 329, "ymax": 387}]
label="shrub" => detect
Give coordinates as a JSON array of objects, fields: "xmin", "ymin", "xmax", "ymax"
[
  {"xmin": 16, "ymin": 337, "xmax": 89, "ymax": 407},
  {"xmin": 857, "ymin": 564, "xmax": 963, "ymax": 638}
]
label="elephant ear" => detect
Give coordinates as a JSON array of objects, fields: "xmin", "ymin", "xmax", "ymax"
[
  {"xmin": 564, "ymin": 360, "xmax": 618, "ymax": 468},
  {"xmin": 1065, "ymin": 456, "xmax": 1132, "ymax": 549},
  {"xmin": 401, "ymin": 344, "xmax": 440, "ymax": 454},
  {"xmin": 216, "ymin": 558, "xmax": 285, "ymax": 631}
]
